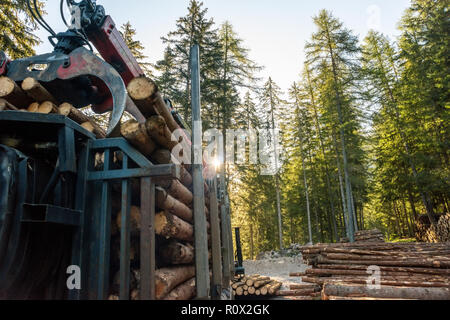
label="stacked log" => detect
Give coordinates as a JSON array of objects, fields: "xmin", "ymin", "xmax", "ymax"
[
  {"xmin": 436, "ymin": 214, "xmax": 450, "ymax": 242},
  {"xmin": 340, "ymin": 229, "xmax": 385, "ymax": 243},
  {"xmin": 1, "ymin": 76, "xmax": 215, "ymax": 300},
  {"xmin": 0, "ymin": 77, "xmax": 107, "ymax": 138},
  {"xmin": 108, "ymin": 76, "xmax": 215, "ymax": 300},
  {"xmin": 424, "ymin": 214, "xmax": 450, "ymax": 243},
  {"xmin": 354, "ymin": 229, "xmax": 385, "ymax": 243},
  {"xmin": 415, "ymin": 214, "xmax": 448, "ymax": 243},
  {"xmin": 291, "ymin": 242, "xmax": 450, "ymax": 300},
  {"xmin": 232, "ymin": 275, "xmax": 283, "ymax": 298}
]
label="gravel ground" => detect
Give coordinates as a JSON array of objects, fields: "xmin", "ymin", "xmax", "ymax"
[{"xmin": 242, "ymin": 256, "xmax": 309, "ymax": 291}]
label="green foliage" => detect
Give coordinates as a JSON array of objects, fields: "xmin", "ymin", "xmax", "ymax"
[
  {"xmin": 120, "ymin": 22, "xmax": 154, "ymax": 77},
  {"xmin": 0, "ymin": 0, "xmax": 42, "ymax": 59}
]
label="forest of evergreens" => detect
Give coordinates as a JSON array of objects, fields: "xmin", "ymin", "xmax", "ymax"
[{"xmin": 2, "ymin": 0, "xmax": 448, "ymax": 259}]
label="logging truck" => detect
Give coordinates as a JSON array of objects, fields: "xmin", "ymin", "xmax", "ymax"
[{"xmin": 0, "ymin": 0, "xmax": 234, "ymax": 300}]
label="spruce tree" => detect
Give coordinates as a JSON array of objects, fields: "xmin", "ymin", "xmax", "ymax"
[
  {"xmin": 120, "ymin": 22, "xmax": 153, "ymax": 77},
  {"xmin": 0, "ymin": 0, "xmax": 42, "ymax": 59}
]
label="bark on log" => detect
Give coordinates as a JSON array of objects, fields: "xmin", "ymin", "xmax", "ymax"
[
  {"xmin": 0, "ymin": 98, "xmax": 18, "ymax": 111},
  {"xmin": 254, "ymin": 279, "xmax": 272, "ymax": 288},
  {"xmin": 268, "ymin": 282, "xmax": 282, "ymax": 295},
  {"xmin": 151, "ymin": 149, "xmax": 192, "ymax": 187},
  {"xmin": 58, "ymin": 103, "xmax": 106, "ymax": 138},
  {"xmin": 81, "ymin": 122, "xmax": 107, "ymax": 139},
  {"xmin": 232, "ymin": 282, "xmax": 245, "ymax": 290},
  {"xmin": 302, "ymin": 276, "xmax": 449, "ymax": 288},
  {"xmin": 289, "ymin": 284, "xmax": 322, "ymax": 291},
  {"xmin": 322, "ymin": 283, "xmax": 450, "ymax": 300},
  {"xmin": 145, "ymin": 115, "xmax": 179, "ymax": 151},
  {"xmin": 163, "ymin": 277, "xmax": 196, "ymax": 300},
  {"xmin": 156, "ymin": 186, "xmax": 193, "ymax": 222},
  {"xmin": 0, "ymin": 76, "xmax": 33, "ymax": 107},
  {"xmin": 317, "ymin": 255, "xmax": 450, "ymax": 268},
  {"xmin": 289, "ymin": 272, "xmax": 306, "ymax": 277},
  {"xmin": 304, "ymin": 268, "xmax": 450, "ymax": 280},
  {"xmin": 121, "ymin": 119, "xmax": 157, "ymax": 157},
  {"xmin": 316, "ymin": 264, "xmax": 450, "ymax": 276},
  {"xmin": 155, "ymin": 211, "xmax": 194, "ymax": 242},
  {"xmin": 159, "ymin": 240, "xmax": 194, "ymax": 265},
  {"xmin": 276, "ymin": 289, "xmax": 319, "ymax": 297},
  {"xmin": 164, "ymin": 179, "xmax": 193, "ymax": 208},
  {"xmin": 155, "ymin": 266, "xmax": 196, "ymax": 299},
  {"xmin": 116, "ymin": 206, "xmax": 141, "ymax": 235},
  {"xmin": 21, "ymin": 77, "xmax": 58, "ymax": 104}
]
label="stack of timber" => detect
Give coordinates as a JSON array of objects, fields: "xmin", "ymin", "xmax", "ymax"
[
  {"xmin": 354, "ymin": 229, "xmax": 385, "ymax": 243},
  {"xmin": 291, "ymin": 242, "xmax": 450, "ymax": 300},
  {"xmin": 339, "ymin": 229, "xmax": 385, "ymax": 243},
  {"xmin": 107, "ymin": 76, "xmax": 213, "ymax": 300},
  {"xmin": 415, "ymin": 214, "xmax": 450, "ymax": 243},
  {"xmin": 232, "ymin": 275, "xmax": 321, "ymax": 300},
  {"xmin": 232, "ymin": 275, "xmax": 282, "ymax": 298},
  {"xmin": 0, "ymin": 76, "xmax": 214, "ymax": 300},
  {"xmin": 417, "ymin": 214, "xmax": 450, "ymax": 244},
  {"xmin": 0, "ymin": 76, "xmax": 107, "ymax": 138}
]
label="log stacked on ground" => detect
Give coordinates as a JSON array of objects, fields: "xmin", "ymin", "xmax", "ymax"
[
  {"xmin": 354, "ymin": 229, "xmax": 385, "ymax": 243},
  {"xmin": 232, "ymin": 275, "xmax": 284, "ymax": 298},
  {"xmin": 423, "ymin": 214, "xmax": 450, "ymax": 243},
  {"xmin": 340, "ymin": 229, "xmax": 385, "ymax": 243},
  {"xmin": 291, "ymin": 242, "xmax": 450, "ymax": 300}
]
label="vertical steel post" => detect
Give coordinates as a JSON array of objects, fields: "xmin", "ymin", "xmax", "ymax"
[
  {"xmin": 218, "ymin": 176, "xmax": 231, "ymax": 290},
  {"xmin": 209, "ymin": 177, "xmax": 222, "ymax": 299},
  {"xmin": 190, "ymin": 44, "xmax": 210, "ymax": 299},
  {"xmin": 119, "ymin": 155, "xmax": 131, "ymax": 300},
  {"xmin": 69, "ymin": 143, "xmax": 90, "ymax": 300},
  {"xmin": 97, "ymin": 149, "xmax": 112, "ymax": 300},
  {"xmin": 140, "ymin": 177, "xmax": 155, "ymax": 300}
]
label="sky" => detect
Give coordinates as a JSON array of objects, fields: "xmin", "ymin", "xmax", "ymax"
[{"xmin": 35, "ymin": 0, "xmax": 411, "ymax": 91}]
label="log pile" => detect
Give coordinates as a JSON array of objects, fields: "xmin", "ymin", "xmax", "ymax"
[
  {"xmin": 1, "ymin": 76, "xmax": 214, "ymax": 300},
  {"xmin": 416, "ymin": 214, "xmax": 449, "ymax": 243},
  {"xmin": 107, "ymin": 76, "xmax": 213, "ymax": 300},
  {"xmin": 0, "ymin": 76, "xmax": 106, "ymax": 138},
  {"xmin": 340, "ymin": 229, "xmax": 385, "ymax": 243},
  {"xmin": 354, "ymin": 229, "xmax": 385, "ymax": 243},
  {"xmin": 291, "ymin": 242, "xmax": 450, "ymax": 300},
  {"xmin": 232, "ymin": 275, "xmax": 283, "ymax": 298}
]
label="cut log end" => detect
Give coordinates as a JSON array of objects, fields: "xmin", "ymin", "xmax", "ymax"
[{"xmin": 127, "ymin": 77, "xmax": 158, "ymax": 101}]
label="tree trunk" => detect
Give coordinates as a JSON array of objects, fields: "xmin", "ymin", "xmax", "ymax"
[
  {"xmin": 121, "ymin": 119, "xmax": 157, "ymax": 157},
  {"xmin": 21, "ymin": 77, "xmax": 58, "ymax": 104},
  {"xmin": 155, "ymin": 211, "xmax": 194, "ymax": 242},
  {"xmin": 151, "ymin": 149, "xmax": 192, "ymax": 188},
  {"xmin": 159, "ymin": 240, "xmax": 194, "ymax": 265},
  {"xmin": 322, "ymin": 283, "xmax": 450, "ymax": 300},
  {"xmin": 0, "ymin": 76, "xmax": 33, "ymax": 107},
  {"xmin": 58, "ymin": 103, "xmax": 106, "ymax": 138},
  {"xmin": 155, "ymin": 266, "xmax": 196, "ymax": 299},
  {"xmin": 156, "ymin": 187, "xmax": 193, "ymax": 222},
  {"xmin": 163, "ymin": 277, "xmax": 196, "ymax": 300},
  {"xmin": 0, "ymin": 98, "xmax": 19, "ymax": 111},
  {"xmin": 145, "ymin": 115, "xmax": 179, "ymax": 151}
]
